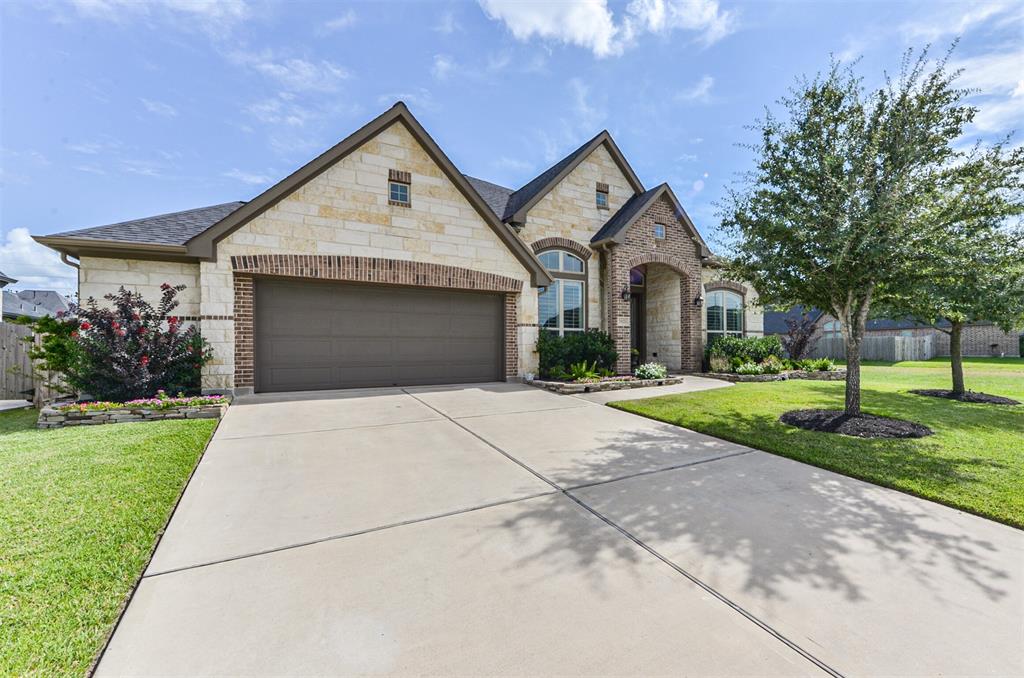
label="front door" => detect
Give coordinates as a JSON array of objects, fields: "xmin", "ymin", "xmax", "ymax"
[{"xmin": 630, "ymin": 292, "xmax": 645, "ymax": 370}]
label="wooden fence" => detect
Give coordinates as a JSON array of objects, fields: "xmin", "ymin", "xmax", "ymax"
[
  {"xmin": 1, "ymin": 322, "xmax": 35, "ymax": 401},
  {"xmin": 809, "ymin": 334, "xmax": 935, "ymax": 362}
]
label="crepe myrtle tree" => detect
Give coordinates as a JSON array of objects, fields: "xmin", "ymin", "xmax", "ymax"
[{"xmin": 721, "ymin": 46, "xmax": 997, "ymax": 416}]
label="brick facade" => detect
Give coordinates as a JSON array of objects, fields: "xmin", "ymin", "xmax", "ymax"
[
  {"xmin": 866, "ymin": 324, "xmax": 1021, "ymax": 357},
  {"xmin": 530, "ymin": 236, "xmax": 593, "ymax": 261},
  {"xmin": 602, "ymin": 194, "xmax": 704, "ymax": 374},
  {"xmin": 230, "ymin": 254, "xmax": 523, "ymax": 391}
]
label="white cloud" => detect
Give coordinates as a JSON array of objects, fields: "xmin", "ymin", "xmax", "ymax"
[
  {"xmin": 376, "ymin": 89, "xmax": 437, "ymax": 112},
  {"xmin": 676, "ymin": 75, "xmax": 714, "ymax": 103},
  {"xmin": 691, "ymin": 179, "xmax": 705, "ymax": 193},
  {"xmin": 245, "ymin": 96, "xmax": 311, "ymax": 126},
  {"xmin": 0, "ymin": 228, "xmax": 77, "ymax": 297},
  {"xmin": 434, "ymin": 10, "xmax": 461, "ymax": 34},
  {"xmin": 318, "ymin": 9, "xmax": 356, "ymax": 34},
  {"xmin": 677, "ymin": 152, "xmax": 698, "ymax": 162},
  {"xmin": 230, "ymin": 51, "xmax": 350, "ymax": 92},
  {"xmin": 223, "ymin": 168, "xmax": 274, "ymax": 185},
  {"xmin": 432, "ymin": 54, "xmax": 456, "ymax": 81},
  {"xmin": 75, "ymin": 164, "xmax": 107, "ymax": 175},
  {"xmin": 953, "ymin": 48, "xmax": 1024, "ymax": 133},
  {"xmin": 900, "ymin": 1, "xmax": 1020, "ymax": 42},
  {"xmin": 141, "ymin": 98, "xmax": 178, "ymax": 117},
  {"xmin": 478, "ymin": 0, "xmax": 735, "ymax": 58},
  {"xmin": 493, "ymin": 156, "xmax": 533, "ymax": 172},
  {"xmin": 67, "ymin": 0, "xmax": 250, "ymax": 37}
]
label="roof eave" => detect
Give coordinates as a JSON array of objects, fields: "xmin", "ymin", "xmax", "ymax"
[{"xmin": 33, "ymin": 235, "xmax": 194, "ymax": 262}]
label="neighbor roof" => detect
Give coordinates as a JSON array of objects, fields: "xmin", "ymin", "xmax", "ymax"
[
  {"xmin": 43, "ymin": 202, "xmax": 246, "ymax": 246},
  {"xmin": 0, "ymin": 270, "xmax": 15, "ymax": 286},
  {"xmin": 591, "ymin": 183, "xmax": 711, "ymax": 257},
  {"xmin": 501, "ymin": 131, "xmax": 645, "ymax": 224}
]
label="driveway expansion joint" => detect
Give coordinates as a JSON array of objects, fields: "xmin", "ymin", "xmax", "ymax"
[
  {"xmin": 401, "ymin": 388, "xmax": 843, "ymax": 678},
  {"xmin": 215, "ymin": 415, "xmax": 443, "ymax": 441},
  {"xmin": 562, "ymin": 449, "xmax": 754, "ymax": 491}
]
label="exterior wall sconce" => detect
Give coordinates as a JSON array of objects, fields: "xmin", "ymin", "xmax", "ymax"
[
  {"xmin": 620, "ymin": 285, "xmax": 631, "ymax": 301},
  {"xmin": 694, "ymin": 294, "xmax": 704, "ymax": 308}
]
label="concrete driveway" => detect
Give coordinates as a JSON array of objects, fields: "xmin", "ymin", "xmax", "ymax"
[{"xmin": 97, "ymin": 382, "xmax": 1023, "ymax": 677}]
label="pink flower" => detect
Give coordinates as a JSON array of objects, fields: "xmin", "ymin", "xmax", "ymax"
[
  {"xmin": 132, "ymin": 313, "xmax": 140, "ymax": 320},
  {"xmin": 70, "ymin": 331, "xmax": 79, "ymax": 339},
  {"xmin": 140, "ymin": 355, "xmax": 150, "ymax": 366},
  {"xmin": 80, "ymin": 321, "xmax": 91, "ymax": 331},
  {"xmin": 160, "ymin": 283, "xmax": 171, "ymax": 290},
  {"xmin": 168, "ymin": 316, "xmax": 178, "ymax": 325},
  {"xmin": 138, "ymin": 326, "xmax": 147, "ymax": 335}
]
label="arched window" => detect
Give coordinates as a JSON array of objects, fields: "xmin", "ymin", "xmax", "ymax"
[
  {"xmin": 538, "ymin": 250, "xmax": 586, "ymax": 335},
  {"xmin": 706, "ymin": 290, "xmax": 743, "ymax": 338}
]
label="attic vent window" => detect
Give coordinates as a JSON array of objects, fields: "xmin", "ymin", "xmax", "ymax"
[
  {"xmin": 596, "ymin": 182, "xmax": 609, "ymax": 209},
  {"xmin": 653, "ymin": 223, "xmax": 666, "ymax": 239},
  {"xmin": 388, "ymin": 169, "xmax": 411, "ymax": 207}
]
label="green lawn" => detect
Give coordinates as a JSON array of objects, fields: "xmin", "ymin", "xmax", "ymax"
[
  {"xmin": 0, "ymin": 407, "xmax": 217, "ymax": 676},
  {"xmin": 613, "ymin": 358, "xmax": 1024, "ymax": 528}
]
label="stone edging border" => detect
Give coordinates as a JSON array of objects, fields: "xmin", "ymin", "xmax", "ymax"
[
  {"xmin": 705, "ymin": 369, "xmax": 847, "ymax": 383},
  {"xmin": 527, "ymin": 375, "xmax": 685, "ymax": 395},
  {"xmin": 38, "ymin": 402, "xmax": 229, "ymax": 429}
]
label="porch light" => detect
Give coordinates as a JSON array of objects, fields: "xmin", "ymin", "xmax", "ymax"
[
  {"xmin": 620, "ymin": 284, "xmax": 631, "ymax": 301},
  {"xmin": 694, "ymin": 294, "xmax": 704, "ymax": 308}
]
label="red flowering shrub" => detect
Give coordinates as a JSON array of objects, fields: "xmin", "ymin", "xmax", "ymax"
[{"xmin": 27, "ymin": 284, "xmax": 213, "ymax": 401}]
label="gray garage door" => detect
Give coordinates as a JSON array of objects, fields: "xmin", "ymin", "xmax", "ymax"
[{"xmin": 254, "ymin": 279, "xmax": 504, "ymax": 392}]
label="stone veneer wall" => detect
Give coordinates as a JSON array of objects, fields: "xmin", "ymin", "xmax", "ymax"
[
  {"xmin": 700, "ymin": 269, "xmax": 763, "ymax": 342},
  {"xmin": 197, "ymin": 120, "xmax": 538, "ymax": 390},
  {"xmin": 645, "ymin": 265, "xmax": 681, "ymax": 370},
  {"xmin": 78, "ymin": 257, "xmax": 201, "ymax": 319},
  {"xmin": 519, "ymin": 144, "xmax": 635, "ymax": 332},
  {"xmin": 605, "ymin": 194, "xmax": 704, "ymax": 374}
]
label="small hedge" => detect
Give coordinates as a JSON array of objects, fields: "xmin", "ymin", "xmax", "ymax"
[
  {"xmin": 706, "ymin": 335, "xmax": 783, "ymax": 363},
  {"xmin": 537, "ymin": 329, "xmax": 618, "ymax": 379}
]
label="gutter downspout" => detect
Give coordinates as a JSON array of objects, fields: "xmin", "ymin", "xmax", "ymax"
[{"xmin": 60, "ymin": 252, "xmax": 80, "ymax": 269}]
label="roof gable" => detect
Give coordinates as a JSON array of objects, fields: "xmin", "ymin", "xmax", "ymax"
[
  {"xmin": 186, "ymin": 103, "xmax": 551, "ymax": 286},
  {"xmin": 591, "ymin": 183, "xmax": 710, "ymax": 257},
  {"xmin": 502, "ymin": 131, "xmax": 645, "ymax": 224}
]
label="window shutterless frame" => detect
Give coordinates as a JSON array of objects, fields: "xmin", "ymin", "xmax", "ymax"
[
  {"xmin": 537, "ymin": 249, "xmax": 587, "ymax": 335},
  {"xmin": 705, "ymin": 290, "xmax": 743, "ymax": 338}
]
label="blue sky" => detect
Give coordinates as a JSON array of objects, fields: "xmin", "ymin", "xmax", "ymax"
[{"xmin": 1, "ymin": 0, "xmax": 1021, "ymax": 295}]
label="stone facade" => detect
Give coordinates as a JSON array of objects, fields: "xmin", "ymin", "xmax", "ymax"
[
  {"xmin": 199, "ymin": 120, "xmax": 538, "ymax": 390},
  {"xmin": 645, "ymin": 265, "xmax": 681, "ymax": 370},
  {"xmin": 38, "ymin": 402, "xmax": 227, "ymax": 429},
  {"xmin": 700, "ymin": 269, "xmax": 764, "ymax": 341},
  {"xmin": 78, "ymin": 257, "xmax": 202, "ymax": 320}
]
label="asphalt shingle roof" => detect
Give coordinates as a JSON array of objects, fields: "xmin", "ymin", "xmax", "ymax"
[
  {"xmin": 47, "ymin": 201, "xmax": 246, "ymax": 246},
  {"xmin": 464, "ymin": 175, "xmax": 514, "ymax": 220},
  {"xmin": 0, "ymin": 270, "xmax": 15, "ymax": 286},
  {"xmin": 590, "ymin": 185, "xmax": 663, "ymax": 243},
  {"xmin": 501, "ymin": 132, "xmax": 604, "ymax": 221}
]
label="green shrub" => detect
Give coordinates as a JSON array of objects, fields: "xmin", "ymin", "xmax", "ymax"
[
  {"xmin": 813, "ymin": 357, "xmax": 836, "ymax": 372},
  {"xmin": 706, "ymin": 335, "xmax": 783, "ymax": 364},
  {"xmin": 761, "ymin": 355, "xmax": 785, "ymax": 374},
  {"xmin": 793, "ymin": 358, "xmax": 817, "ymax": 371},
  {"xmin": 708, "ymin": 355, "xmax": 731, "ymax": 372},
  {"xmin": 568, "ymin": 360, "xmax": 599, "ymax": 381},
  {"xmin": 735, "ymin": 361, "xmax": 764, "ymax": 375},
  {"xmin": 728, "ymin": 356, "xmax": 748, "ymax": 372},
  {"xmin": 537, "ymin": 329, "xmax": 618, "ymax": 379},
  {"xmin": 634, "ymin": 362, "xmax": 668, "ymax": 379}
]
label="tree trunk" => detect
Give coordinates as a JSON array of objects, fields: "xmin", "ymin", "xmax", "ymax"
[
  {"xmin": 844, "ymin": 335, "xmax": 861, "ymax": 416},
  {"xmin": 950, "ymin": 321, "xmax": 965, "ymax": 395}
]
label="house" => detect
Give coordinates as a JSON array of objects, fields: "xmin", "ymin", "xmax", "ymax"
[
  {"xmin": 0, "ymin": 271, "xmax": 71, "ymax": 321},
  {"xmin": 765, "ymin": 308, "xmax": 1022, "ymax": 357},
  {"xmin": 35, "ymin": 103, "xmax": 763, "ymax": 394}
]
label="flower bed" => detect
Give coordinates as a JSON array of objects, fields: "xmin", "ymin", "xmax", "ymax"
[
  {"xmin": 38, "ymin": 392, "xmax": 229, "ymax": 429},
  {"xmin": 528, "ymin": 375, "xmax": 685, "ymax": 395},
  {"xmin": 705, "ymin": 369, "xmax": 846, "ymax": 383}
]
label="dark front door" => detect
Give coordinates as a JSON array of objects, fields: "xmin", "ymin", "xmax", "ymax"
[
  {"xmin": 630, "ymin": 292, "xmax": 645, "ymax": 370},
  {"xmin": 254, "ymin": 279, "xmax": 504, "ymax": 392}
]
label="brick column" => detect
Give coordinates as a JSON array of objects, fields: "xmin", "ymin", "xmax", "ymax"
[
  {"xmin": 605, "ymin": 248, "xmax": 632, "ymax": 374},
  {"xmin": 679, "ymin": 275, "xmax": 703, "ymax": 372},
  {"xmin": 233, "ymin": 274, "xmax": 254, "ymax": 389},
  {"xmin": 504, "ymin": 294, "xmax": 519, "ymax": 380}
]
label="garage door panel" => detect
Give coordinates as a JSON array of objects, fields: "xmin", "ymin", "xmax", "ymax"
[{"xmin": 255, "ymin": 280, "xmax": 503, "ymax": 392}]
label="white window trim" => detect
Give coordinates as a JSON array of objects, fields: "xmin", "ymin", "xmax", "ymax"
[
  {"xmin": 706, "ymin": 290, "xmax": 744, "ymax": 338},
  {"xmin": 538, "ymin": 249, "xmax": 587, "ymax": 335},
  {"xmin": 653, "ymin": 223, "xmax": 666, "ymax": 239}
]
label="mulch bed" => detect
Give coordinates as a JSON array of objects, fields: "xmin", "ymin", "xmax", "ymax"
[
  {"xmin": 779, "ymin": 409, "xmax": 933, "ymax": 439},
  {"xmin": 909, "ymin": 389, "xmax": 1020, "ymax": 406}
]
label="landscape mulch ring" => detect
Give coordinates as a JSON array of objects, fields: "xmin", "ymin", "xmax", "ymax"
[
  {"xmin": 780, "ymin": 408, "xmax": 933, "ymax": 439},
  {"xmin": 909, "ymin": 389, "xmax": 1020, "ymax": 406}
]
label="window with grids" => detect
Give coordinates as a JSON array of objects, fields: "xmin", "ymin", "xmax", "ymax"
[
  {"xmin": 706, "ymin": 290, "xmax": 743, "ymax": 338},
  {"xmin": 596, "ymin": 182, "xmax": 609, "ymax": 209},
  {"xmin": 388, "ymin": 180, "xmax": 410, "ymax": 206},
  {"xmin": 538, "ymin": 250, "xmax": 586, "ymax": 335}
]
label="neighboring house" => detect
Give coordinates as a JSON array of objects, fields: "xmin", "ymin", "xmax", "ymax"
[
  {"xmin": 35, "ymin": 102, "xmax": 763, "ymax": 394},
  {"xmin": 0, "ymin": 271, "xmax": 71, "ymax": 321},
  {"xmin": 765, "ymin": 308, "xmax": 1022, "ymax": 357}
]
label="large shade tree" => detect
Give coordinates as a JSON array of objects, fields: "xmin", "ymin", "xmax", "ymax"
[{"xmin": 721, "ymin": 47, "xmax": 1018, "ymax": 416}]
